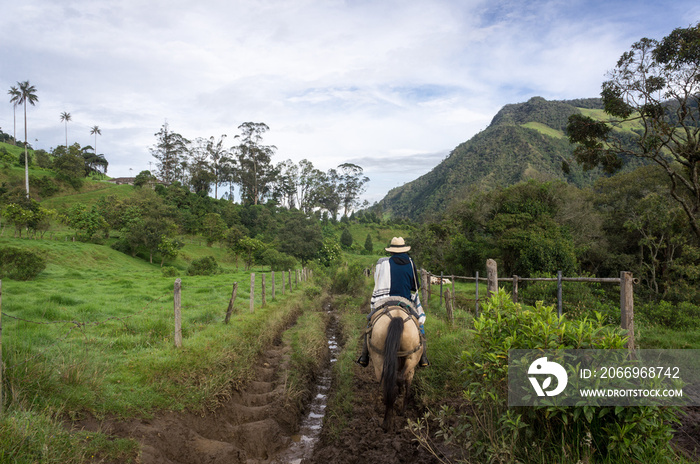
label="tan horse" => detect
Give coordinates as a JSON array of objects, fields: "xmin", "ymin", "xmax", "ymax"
[{"xmin": 366, "ymin": 303, "xmax": 422, "ymax": 431}]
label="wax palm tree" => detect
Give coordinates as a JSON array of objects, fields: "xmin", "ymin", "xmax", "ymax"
[
  {"xmin": 8, "ymin": 86, "xmax": 20, "ymax": 145},
  {"xmin": 17, "ymin": 81, "xmax": 38, "ymax": 196},
  {"xmin": 60, "ymin": 111, "xmax": 72, "ymax": 147},
  {"xmin": 90, "ymin": 125, "xmax": 101, "ymax": 154}
]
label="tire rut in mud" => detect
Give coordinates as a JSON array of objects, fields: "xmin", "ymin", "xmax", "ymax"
[{"xmin": 75, "ymin": 311, "xmax": 321, "ymax": 464}]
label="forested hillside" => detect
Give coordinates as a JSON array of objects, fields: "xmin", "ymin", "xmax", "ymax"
[{"xmin": 375, "ymin": 96, "xmax": 645, "ymax": 221}]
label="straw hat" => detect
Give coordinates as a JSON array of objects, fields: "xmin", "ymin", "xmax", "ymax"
[{"xmin": 385, "ymin": 237, "xmax": 411, "ymax": 253}]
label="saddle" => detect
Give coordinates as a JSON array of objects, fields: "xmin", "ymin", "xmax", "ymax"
[{"xmin": 364, "ymin": 297, "xmax": 423, "ymax": 358}]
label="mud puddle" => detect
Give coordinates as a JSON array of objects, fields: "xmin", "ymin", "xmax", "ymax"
[{"xmin": 275, "ymin": 308, "xmax": 340, "ymax": 463}]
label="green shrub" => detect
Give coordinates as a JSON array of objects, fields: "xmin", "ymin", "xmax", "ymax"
[
  {"xmin": 450, "ymin": 289, "xmax": 680, "ymax": 463},
  {"xmin": 260, "ymin": 248, "xmax": 298, "ymax": 272},
  {"xmin": 340, "ymin": 228, "xmax": 353, "ymax": 249},
  {"xmin": 638, "ymin": 300, "xmax": 700, "ymax": 329},
  {"xmin": 329, "ymin": 263, "xmax": 368, "ymax": 297},
  {"xmin": 0, "ymin": 246, "xmax": 46, "ymax": 280},
  {"xmin": 161, "ymin": 266, "xmax": 179, "ymax": 277},
  {"xmin": 187, "ymin": 256, "xmax": 218, "ymax": 276}
]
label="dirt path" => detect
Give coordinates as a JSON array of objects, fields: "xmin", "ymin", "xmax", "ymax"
[
  {"xmin": 308, "ymin": 353, "xmax": 440, "ymax": 464},
  {"xmin": 76, "ymin": 330, "xmax": 307, "ymax": 464}
]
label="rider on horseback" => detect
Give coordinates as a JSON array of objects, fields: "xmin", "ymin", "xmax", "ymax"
[{"xmin": 357, "ymin": 237, "xmax": 430, "ymax": 368}]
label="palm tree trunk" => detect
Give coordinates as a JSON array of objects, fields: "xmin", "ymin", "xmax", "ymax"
[{"xmin": 24, "ymin": 101, "xmax": 29, "ymax": 196}]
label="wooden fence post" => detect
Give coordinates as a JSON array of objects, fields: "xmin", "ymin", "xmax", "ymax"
[
  {"xmin": 288, "ymin": 269, "xmax": 292, "ymax": 291},
  {"xmin": 486, "ymin": 259, "xmax": 498, "ymax": 298},
  {"xmin": 174, "ymin": 278, "xmax": 182, "ymax": 348},
  {"xmin": 261, "ymin": 274, "xmax": 267, "ymax": 308},
  {"xmin": 620, "ymin": 271, "xmax": 635, "ymax": 350},
  {"xmin": 250, "ymin": 273, "xmax": 255, "ymax": 313},
  {"xmin": 557, "ymin": 271, "xmax": 563, "ymax": 317},
  {"xmin": 512, "ymin": 275, "xmax": 519, "ymax": 303},
  {"xmin": 224, "ymin": 282, "xmax": 238, "ymax": 324},
  {"xmin": 451, "ymin": 276, "xmax": 455, "ymax": 311},
  {"xmin": 475, "ymin": 271, "xmax": 480, "ymax": 317},
  {"xmin": 271, "ymin": 271, "xmax": 276, "ymax": 300},
  {"xmin": 281, "ymin": 270, "xmax": 285, "ymax": 296},
  {"xmin": 421, "ymin": 269, "xmax": 428, "ymax": 309},
  {"xmin": 445, "ymin": 288, "xmax": 454, "ymax": 323}
]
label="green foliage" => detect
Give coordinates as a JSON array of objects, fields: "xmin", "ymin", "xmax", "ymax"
[
  {"xmin": 363, "ymin": 233, "xmax": 373, "ymax": 253},
  {"xmin": 133, "ymin": 170, "xmax": 156, "ymax": 187},
  {"xmin": 260, "ymin": 248, "xmax": 298, "ymax": 271},
  {"xmin": 329, "ymin": 262, "xmax": 368, "ymax": 296},
  {"xmin": 64, "ymin": 203, "xmax": 108, "ymax": 241},
  {"xmin": 161, "ymin": 266, "xmax": 179, "ymax": 277},
  {"xmin": 0, "ymin": 246, "xmax": 46, "ymax": 280},
  {"xmin": 186, "ymin": 255, "xmax": 219, "ymax": 276},
  {"xmin": 638, "ymin": 300, "xmax": 700, "ymax": 330},
  {"xmin": 457, "ymin": 289, "xmax": 679, "ymax": 463},
  {"xmin": 567, "ymin": 23, "xmax": 700, "ymax": 240},
  {"xmin": 340, "ymin": 228, "xmax": 353, "ymax": 249},
  {"xmin": 317, "ymin": 237, "xmax": 342, "ymax": 267}
]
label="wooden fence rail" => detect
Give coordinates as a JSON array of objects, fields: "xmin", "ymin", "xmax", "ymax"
[{"xmin": 421, "ymin": 260, "xmax": 635, "ymax": 350}]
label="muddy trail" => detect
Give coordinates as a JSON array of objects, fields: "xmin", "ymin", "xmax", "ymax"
[{"xmin": 73, "ymin": 303, "xmax": 436, "ymax": 463}]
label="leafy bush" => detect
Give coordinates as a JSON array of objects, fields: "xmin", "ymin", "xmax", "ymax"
[
  {"xmin": 186, "ymin": 256, "xmax": 218, "ymax": 276},
  {"xmin": 638, "ymin": 300, "xmax": 700, "ymax": 329},
  {"xmin": 329, "ymin": 263, "xmax": 368, "ymax": 297},
  {"xmin": 0, "ymin": 247, "xmax": 46, "ymax": 280},
  {"xmin": 161, "ymin": 266, "xmax": 179, "ymax": 277},
  {"xmin": 443, "ymin": 289, "xmax": 680, "ymax": 463},
  {"xmin": 260, "ymin": 248, "xmax": 298, "ymax": 271},
  {"xmin": 340, "ymin": 228, "xmax": 353, "ymax": 249}
]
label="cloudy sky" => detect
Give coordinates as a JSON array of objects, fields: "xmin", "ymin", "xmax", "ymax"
[{"xmin": 2, "ymin": 0, "xmax": 699, "ymax": 204}]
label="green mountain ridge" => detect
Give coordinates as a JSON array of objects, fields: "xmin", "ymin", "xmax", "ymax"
[{"xmin": 375, "ymin": 96, "xmax": 644, "ymax": 221}]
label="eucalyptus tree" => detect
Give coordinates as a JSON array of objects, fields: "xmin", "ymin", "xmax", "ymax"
[
  {"xmin": 17, "ymin": 81, "xmax": 38, "ymax": 196},
  {"xmin": 273, "ymin": 159, "xmax": 299, "ymax": 208},
  {"xmin": 337, "ymin": 162, "xmax": 369, "ymax": 217},
  {"xmin": 206, "ymin": 134, "xmax": 230, "ymax": 198},
  {"xmin": 567, "ymin": 23, "xmax": 700, "ymax": 239},
  {"xmin": 90, "ymin": 125, "xmax": 101, "ymax": 154},
  {"xmin": 188, "ymin": 137, "xmax": 215, "ymax": 194},
  {"xmin": 234, "ymin": 122, "xmax": 276, "ymax": 205},
  {"xmin": 60, "ymin": 111, "xmax": 72, "ymax": 147},
  {"xmin": 317, "ymin": 168, "xmax": 341, "ymax": 219},
  {"xmin": 298, "ymin": 159, "xmax": 325, "ymax": 214},
  {"xmin": 8, "ymin": 85, "xmax": 20, "ymax": 144},
  {"xmin": 149, "ymin": 122, "xmax": 190, "ymax": 184}
]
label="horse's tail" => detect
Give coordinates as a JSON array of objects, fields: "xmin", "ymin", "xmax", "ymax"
[{"xmin": 381, "ymin": 317, "xmax": 404, "ymax": 408}]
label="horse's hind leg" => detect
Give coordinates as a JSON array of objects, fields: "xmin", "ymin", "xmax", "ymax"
[{"xmin": 382, "ymin": 402, "xmax": 394, "ymax": 431}]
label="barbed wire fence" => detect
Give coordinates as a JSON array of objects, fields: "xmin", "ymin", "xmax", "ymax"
[{"xmin": 0, "ymin": 267, "xmax": 312, "ymax": 415}]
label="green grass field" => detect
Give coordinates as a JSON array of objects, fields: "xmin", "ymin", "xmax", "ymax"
[{"xmin": 0, "ymin": 234, "xmax": 321, "ymax": 462}]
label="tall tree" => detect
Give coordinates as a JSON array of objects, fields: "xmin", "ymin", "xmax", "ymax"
[
  {"xmin": 273, "ymin": 159, "xmax": 299, "ymax": 208},
  {"xmin": 297, "ymin": 159, "xmax": 326, "ymax": 214},
  {"xmin": 206, "ymin": 134, "xmax": 230, "ymax": 198},
  {"xmin": 60, "ymin": 111, "xmax": 72, "ymax": 147},
  {"xmin": 234, "ymin": 122, "xmax": 276, "ymax": 205},
  {"xmin": 17, "ymin": 81, "xmax": 38, "ymax": 196},
  {"xmin": 8, "ymin": 85, "xmax": 20, "ymax": 144},
  {"xmin": 337, "ymin": 162, "xmax": 369, "ymax": 217},
  {"xmin": 150, "ymin": 122, "xmax": 190, "ymax": 184},
  {"xmin": 567, "ymin": 23, "xmax": 700, "ymax": 240},
  {"xmin": 188, "ymin": 137, "xmax": 215, "ymax": 194},
  {"xmin": 90, "ymin": 125, "xmax": 101, "ymax": 155},
  {"xmin": 317, "ymin": 168, "xmax": 341, "ymax": 219}
]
